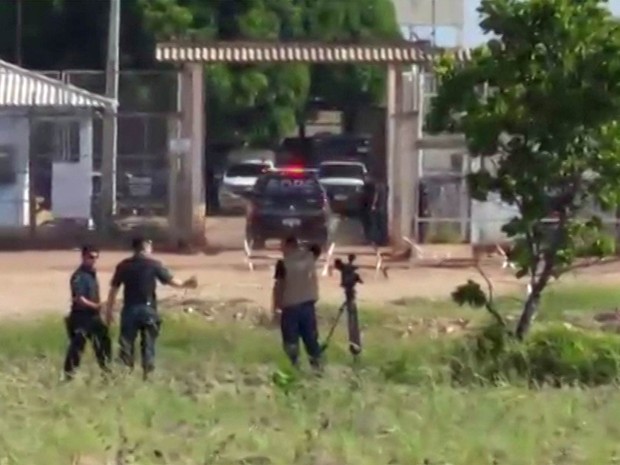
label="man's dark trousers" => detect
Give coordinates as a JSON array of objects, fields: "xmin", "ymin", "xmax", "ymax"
[
  {"xmin": 360, "ymin": 206, "xmax": 373, "ymax": 243},
  {"xmin": 280, "ymin": 300, "xmax": 321, "ymax": 368},
  {"xmin": 119, "ymin": 304, "xmax": 161, "ymax": 378},
  {"xmin": 63, "ymin": 310, "xmax": 112, "ymax": 377},
  {"xmin": 371, "ymin": 209, "xmax": 388, "ymax": 246}
]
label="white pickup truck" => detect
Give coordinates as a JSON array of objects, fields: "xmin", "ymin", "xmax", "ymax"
[
  {"xmin": 317, "ymin": 161, "xmax": 368, "ymax": 216},
  {"xmin": 218, "ymin": 160, "xmax": 274, "ymax": 212}
]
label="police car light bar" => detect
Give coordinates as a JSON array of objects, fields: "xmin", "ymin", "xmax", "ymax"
[
  {"xmin": 283, "ymin": 166, "xmax": 305, "ymax": 173},
  {"xmin": 275, "ymin": 165, "xmax": 318, "ymax": 175}
]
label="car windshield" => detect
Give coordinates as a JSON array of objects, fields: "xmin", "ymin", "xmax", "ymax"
[
  {"xmin": 226, "ymin": 164, "xmax": 269, "ymax": 177},
  {"xmin": 319, "ymin": 164, "xmax": 365, "ymax": 179}
]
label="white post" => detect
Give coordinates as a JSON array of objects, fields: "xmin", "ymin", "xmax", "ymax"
[
  {"xmin": 79, "ymin": 117, "xmax": 94, "ymax": 223},
  {"xmin": 386, "ymin": 64, "xmax": 399, "ymax": 245}
]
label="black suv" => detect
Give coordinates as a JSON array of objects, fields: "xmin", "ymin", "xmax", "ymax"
[{"xmin": 245, "ymin": 169, "xmax": 330, "ymax": 249}]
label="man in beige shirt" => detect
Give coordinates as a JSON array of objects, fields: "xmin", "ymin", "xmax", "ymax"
[{"xmin": 272, "ymin": 236, "xmax": 322, "ymax": 369}]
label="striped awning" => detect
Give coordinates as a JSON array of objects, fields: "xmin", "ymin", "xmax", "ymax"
[
  {"xmin": 0, "ymin": 59, "xmax": 116, "ymax": 109},
  {"xmin": 155, "ymin": 41, "xmax": 472, "ymax": 64}
]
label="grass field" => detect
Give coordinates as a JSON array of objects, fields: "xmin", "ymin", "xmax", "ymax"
[{"xmin": 2, "ymin": 284, "xmax": 620, "ymax": 464}]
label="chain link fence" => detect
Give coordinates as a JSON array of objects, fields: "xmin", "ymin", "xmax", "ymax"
[
  {"xmin": 62, "ymin": 70, "xmax": 179, "ymax": 222},
  {"xmin": 0, "ymin": 70, "xmax": 181, "ymax": 247}
]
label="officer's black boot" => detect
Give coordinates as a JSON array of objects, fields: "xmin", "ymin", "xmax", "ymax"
[{"xmin": 284, "ymin": 343, "xmax": 300, "ymax": 368}]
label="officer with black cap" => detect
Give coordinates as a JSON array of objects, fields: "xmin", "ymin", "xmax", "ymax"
[
  {"xmin": 104, "ymin": 236, "xmax": 197, "ymax": 379},
  {"xmin": 63, "ymin": 244, "xmax": 112, "ymax": 380}
]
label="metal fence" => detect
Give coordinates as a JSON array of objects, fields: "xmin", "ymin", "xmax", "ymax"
[
  {"xmin": 0, "ymin": 70, "xmax": 182, "ymax": 246},
  {"xmin": 58, "ymin": 70, "xmax": 179, "ymax": 221},
  {"xmin": 8, "ymin": 67, "xmax": 616, "ymax": 249}
]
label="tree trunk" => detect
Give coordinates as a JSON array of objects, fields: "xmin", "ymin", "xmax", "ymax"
[
  {"xmin": 515, "ymin": 293, "xmax": 540, "ymax": 340},
  {"xmin": 297, "ymin": 122, "xmax": 306, "ymax": 138},
  {"xmin": 615, "ymin": 205, "xmax": 620, "ymax": 249}
]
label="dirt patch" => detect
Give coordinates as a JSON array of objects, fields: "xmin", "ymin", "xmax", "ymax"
[
  {"xmin": 2, "ymin": 240, "xmax": 620, "ymax": 321},
  {"xmin": 384, "ymin": 316, "xmax": 472, "ymax": 339}
]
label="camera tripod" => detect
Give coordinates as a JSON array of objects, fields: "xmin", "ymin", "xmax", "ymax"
[{"xmin": 320, "ymin": 254, "xmax": 362, "ymax": 360}]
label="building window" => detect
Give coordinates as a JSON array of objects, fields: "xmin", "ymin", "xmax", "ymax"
[{"xmin": 57, "ymin": 121, "xmax": 81, "ymax": 163}]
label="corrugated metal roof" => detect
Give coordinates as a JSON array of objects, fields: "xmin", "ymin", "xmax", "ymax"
[
  {"xmin": 155, "ymin": 41, "xmax": 472, "ymax": 64},
  {"xmin": 0, "ymin": 59, "xmax": 116, "ymax": 109}
]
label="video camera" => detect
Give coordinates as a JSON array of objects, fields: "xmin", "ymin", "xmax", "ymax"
[{"xmin": 334, "ymin": 254, "xmax": 363, "ymax": 299}]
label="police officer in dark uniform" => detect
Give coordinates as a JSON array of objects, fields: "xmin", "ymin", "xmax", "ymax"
[
  {"xmin": 104, "ymin": 237, "xmax": 197, "ymax": 379},
  {"xmin": 371, "ymin": 181, "xmax": 389, "ymax": 246},
  {"xmin": 63, "ymin": 245, "xmax": 112, "ymax": 380},
  {"xmin": 360, "ymin": 174, "xmax": 376, "ymax": 244}
]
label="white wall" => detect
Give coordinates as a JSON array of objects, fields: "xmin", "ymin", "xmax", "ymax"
[
  {"xmin": 470, "ymin": 193, "xmax": 519, "ymax": 244},
  {"xmin": 0, "ymin": 112, "xmax": 29, "ymax": 227},
  {"xmin": 51, "ymin": 117, "xmax": 93, "ymax": 220}
]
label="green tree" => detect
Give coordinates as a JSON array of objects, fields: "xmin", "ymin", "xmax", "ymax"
[
  {"xmin": 0, "ymin": 0, "xmax": 399, "ymax": 145},
  {"xmin": 0, "ymin": 0, "xmax": 159, "ymax": 69},
  {"xmin": 140, "ymin": 0, "xmax": 311, "ymax": 146},
  {"xmin": 428, "ymin": 0, "xmax": 620, "ymax": 339},
  {"xmin": 140, "ymin": 0, "xmax": 400, "ymax": 143},
  {"xmin": 302, "ymin": 0, "xmax": 400, "ymax": 132}
]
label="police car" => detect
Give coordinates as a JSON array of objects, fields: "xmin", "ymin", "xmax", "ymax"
[{"xmin": 245, "ymin": 167, "xmax": 330, "ymax": 250}]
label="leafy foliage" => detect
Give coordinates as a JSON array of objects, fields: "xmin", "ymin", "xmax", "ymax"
[
  {"xmin": 428, "ymin": 0, "xmax": 620, "ymax": 338},
  {"xmin": 0, "ymin": 0, "xmax": 398, "ymax": 146},
  {"xmin": 451, "ymin": 323, "xmax": 620, "ymax": 386},
  {"xmin": 452, "ymin": 276, "xmax": 507, "ymax": 328},
  {"xmin": 141, "ymin": 0, "xmax": 400, "ymax": 144},
  {"xmin": 452, "ymin": 280, "xmax": 488, "ymax": 308},
  {"xmin": 305, "ymin": 0, "xmax": 401, "ymax": 131}
]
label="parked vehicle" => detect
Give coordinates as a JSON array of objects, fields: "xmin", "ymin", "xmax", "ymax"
[
  {"xmin": 318, "ymin": 161, "xmax": 368, "ymax": 216},
  {"xmin": 218, "ymin": 160, "xmax": 274, "ymax": 212},
  {"xmin": 245, "ymin": 167, "xmax": 330, "ymax": 249}
]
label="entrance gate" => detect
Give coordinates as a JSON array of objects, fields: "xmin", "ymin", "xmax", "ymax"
[{"xmin": 107, "ymin": 41, "xmax": 471, "ymax": 248}]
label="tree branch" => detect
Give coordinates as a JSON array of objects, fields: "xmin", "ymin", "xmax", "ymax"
[{"xmin": 474, "ymin": 263, "xmax": 506, "ymax": 327}]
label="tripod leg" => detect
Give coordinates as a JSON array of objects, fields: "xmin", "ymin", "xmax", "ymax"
[
  {"xmin": 346, "ymin": 301, "xmax": 362, "ymax": 357},
  {"xmin": 319, "ymin": 303, "xmax": 346, "ymax": 353}
]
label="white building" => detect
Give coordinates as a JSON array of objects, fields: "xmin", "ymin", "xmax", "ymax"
[
  {"xmin": 0, "ymin": 59, "xmax": 115, "ymax": 229},
  {"xmin": 392, "ymin": 0, "xmax": 465, "ymax": 45}
]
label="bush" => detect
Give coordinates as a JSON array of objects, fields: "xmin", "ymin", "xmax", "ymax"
[{"xmin": 450, "ymin": 323, "xmax": 620, "ymax": 386}]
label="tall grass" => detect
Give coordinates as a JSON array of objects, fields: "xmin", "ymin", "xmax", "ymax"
[{"xmin": 1, "ymin": 284, "xmax": 620, "ymax": 464}]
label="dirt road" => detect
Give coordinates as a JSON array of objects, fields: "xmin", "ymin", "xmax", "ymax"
[
  {"xmin": 2, "ymin": 216, "xmax": 620, "ymax": 320},
  {"xmin": 3, "ymin": 247, "xmax": 620, "ymax": 321}
]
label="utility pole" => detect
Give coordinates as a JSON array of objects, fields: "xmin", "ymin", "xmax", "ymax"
[
  {"xmin": 430, "ymin": 0, "xmax": 437, "ymax": 46},
  {"xmin": 15, "ymin": 0, "xmax": 23, "ymax": 66},
  {"xmin": 100, "ymin": 0, "xmax": 120, "ymax": 231}
]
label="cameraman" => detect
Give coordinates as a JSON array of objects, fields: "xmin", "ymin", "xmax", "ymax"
[{"xmin": 272, "ymin": 236, "xmax": 322, "ymax": 370}]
